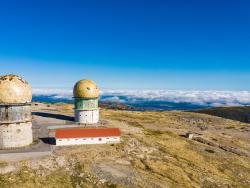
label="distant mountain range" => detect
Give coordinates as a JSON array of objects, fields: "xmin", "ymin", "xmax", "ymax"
[
  {"xmin": 32, "ymin": 95, "xmax": 208, "ymax": 111},
  {"xmin": 33, "ymin": 95, "xmax": 250, "ymax": 123}
]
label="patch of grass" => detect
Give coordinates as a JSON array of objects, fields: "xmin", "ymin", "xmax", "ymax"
[
  {"xmin": 205, "ymin": 149, "xmax": 215, "ymax": 153},
  {"xmin": 141, "ymin": 160, "xmax": 152, "ymax": 172},
  {"xmin": 144, "ymin": 129, "xmax": 163, "ymax": 136},
  {"xmin": 144, "ymin": 129, "xmax": 177, "ymax": 138},
  {"xmin": 0, "ymin": 161, "xmax": 8, "ymax": 167}
]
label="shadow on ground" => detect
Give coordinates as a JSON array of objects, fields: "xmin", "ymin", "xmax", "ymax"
[
  {"xmin": 40, "ymin": 137, "xmax": 56, "ymax": 145},
  {"xmin": 32, "ymin": 112, "xmax": 74, "ymax": 121}
]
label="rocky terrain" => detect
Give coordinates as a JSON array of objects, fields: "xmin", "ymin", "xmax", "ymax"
[{"xmin": 0, "ymin": 103, "xmax": 250, "ymax": 188}]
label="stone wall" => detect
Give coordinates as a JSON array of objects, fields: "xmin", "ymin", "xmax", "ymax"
[
  {"xmin": 0, "ymin": 104, "xmax": 33, "ymax": 149},
  {"xmin": 0, "ymin": 122, "xmax": 33, "ymax": 149},
  {"xmin": 0, "ymin": 104, "xmax": 31, "ymax": 124}
]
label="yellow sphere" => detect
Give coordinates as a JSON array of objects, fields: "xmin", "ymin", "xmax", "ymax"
[
  {"xmin": 73, "ymin": 79, "xmax": 100, "ymax": 98},
  {"xmin": 0, "ymin": 74, "xmax": 32, "ymax": 104}
]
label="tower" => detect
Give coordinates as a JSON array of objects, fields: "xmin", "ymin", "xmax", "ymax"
[
  {"xmin": 0, "ymin": 75, "xmax": 33, "ymax": 149},
  {"xmin": 73, "ymin": 79, "xmax": 100, "ymax": 125}
]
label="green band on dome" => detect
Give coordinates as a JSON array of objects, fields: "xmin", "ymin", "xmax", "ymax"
[{"xmin": 74, "ymin": 98, "xmax": 98, "ymax": 110}]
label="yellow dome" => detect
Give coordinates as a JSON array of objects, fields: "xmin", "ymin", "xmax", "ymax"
[
  {"xmin": 73, "ymin": 79, "xmax": 100, "ymax": 98},
  {"xmin": 0, "ymin": 74, "xmax": 32, "ymax": 104}
]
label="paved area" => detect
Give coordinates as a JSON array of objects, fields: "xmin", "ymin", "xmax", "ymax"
[
  {"xmin": 0, "ymin": 105, "xmax": 75, "ymax": 156},
  {"xmin": 0, "ymin": 151, "xmax": 52, "ymax": 162},
  {"xmin": 0, "ymin": 103, "xmax": 102, "ymax": 160}
]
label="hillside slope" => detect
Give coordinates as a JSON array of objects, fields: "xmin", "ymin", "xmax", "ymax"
[
  {"xmin": 0, "ymin": 103, "xmax": 249, "ymax": 188},
  {"xmin": 194, "ymin": 106, "xmax": 250, "ymax": 123}
]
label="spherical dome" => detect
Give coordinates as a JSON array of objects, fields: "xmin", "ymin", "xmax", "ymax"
[
  {"xmin": 0, "ymin": 74, "xmax": 32, "ymax": 104},
  {"xmin": 73, "ymin": 79, "xmax": 100, "ymax": 98}
]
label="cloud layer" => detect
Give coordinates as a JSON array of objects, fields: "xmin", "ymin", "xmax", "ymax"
[{"xmin": 32, "ymin": 88, "xmax": 250, "ymax": 107}]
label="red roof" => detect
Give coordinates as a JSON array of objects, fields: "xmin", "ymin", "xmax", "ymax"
[{"xmin": 55, "ymin": 128, "xmax": 120, "ymax": 139}]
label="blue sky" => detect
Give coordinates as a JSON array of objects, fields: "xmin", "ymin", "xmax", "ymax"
[{"xmin": 0, "ymin": 0, "xmax": 249, "ymax": 90}]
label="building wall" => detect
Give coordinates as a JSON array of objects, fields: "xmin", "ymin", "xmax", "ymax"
[
  {"xmin": 75, "ymin": 109, "xmax": 99, "ymax": 124},
  {"xmin": 74, "ymin": 97, "xmax": 99, "ymax": 124},
  {"xmin": 0, "ymin": 104, "xmax": 31, "ymax": 124},
  {"xmin": 56, "ymin": 136, "xmax": 120, "ymax": 146},
  {"xmin": 0, "ymin": 122, "xmax": 33, "ymax": 149},
  {"xmin": 74, "ymin": 98, "xmax": 98, "ymax": 110}
]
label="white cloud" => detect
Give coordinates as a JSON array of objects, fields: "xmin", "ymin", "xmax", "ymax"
[
  {"xmin": 101, "ymin": 96, "xmax": 126, "ymax": 103},
  {"xmin": 32, "ymin": 88, "xmax": 250, "ymax": 107},
  {"xmin": 33, "ymin": 88, "xmax": 72, "ymax": 99}
]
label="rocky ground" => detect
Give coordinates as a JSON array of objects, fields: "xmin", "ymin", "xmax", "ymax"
[{"xmin": 0, "ymin": 103, "xmax": 250, "ymax": 188}]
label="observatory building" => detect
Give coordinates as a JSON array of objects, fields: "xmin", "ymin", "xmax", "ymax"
[
  {"xmin": 54, "ymin": 79, "xmax": 121, "ymax": 146},
  {"xmin": 73, "ymin": 79, "xmax": 100, "ymax": 124},
  {"xmin": 0, "ymin": 75, "xmax": 33, "ymax": 149}
]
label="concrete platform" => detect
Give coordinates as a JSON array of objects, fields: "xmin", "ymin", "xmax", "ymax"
[{"xmin": 0, "ymin": 151, "xmax": 52, "ymax": 162}]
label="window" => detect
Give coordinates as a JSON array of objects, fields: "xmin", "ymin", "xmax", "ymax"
[
  {"xmin": 99, "ymin": 138, "xmax": 102, "ymax": 141},
  {"xmin": 106, "ymin": 138, "xmax": 109, "ymax": 139}
]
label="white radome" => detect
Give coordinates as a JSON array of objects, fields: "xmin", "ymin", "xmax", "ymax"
[
  {"xmin": 73, "ymin": 79, "xmax": 100, "ymax": 98},
  {"xmin": 0, "ymin": 74, "xmax": 32, "ymax": 104}
]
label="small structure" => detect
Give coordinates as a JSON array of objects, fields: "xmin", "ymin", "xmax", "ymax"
[
  {"xmin": 0, "ymin": 75, "xmax": 33, "ymax": 149},
  {"xmin": 186, "ymin": 132, "xmax": 194, "ymax": 140},
  {"xmin": 55, "ymin": 128, "xmax": 120, "ymax": 146},
  {"xmin": 73, "ymin": 79, "xmax": 100, "ymax": 125}
]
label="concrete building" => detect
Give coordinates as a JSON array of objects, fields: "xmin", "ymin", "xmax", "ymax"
[
  {"xmin": 73, "ymin": 79, "xmax": 100, "ymax": 124},
  {"xmin": 55, "ymin": 128, "xmax": 120, "ymax": 146},
  {"xmin": 186, "ymin": 132, "xmax": 194, "ymax": 140},
  {"xmin": 54, "ymin": 79, "xmax": 121, "ymax": 147},
  {"xmin": 0, "ymin": 75, "xmax": 33, "ymax": 149}
]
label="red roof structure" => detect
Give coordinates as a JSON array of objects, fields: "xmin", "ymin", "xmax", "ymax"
[{"xmin": 55, "ymin": 128, "xmax": 120, "ymax": 139}]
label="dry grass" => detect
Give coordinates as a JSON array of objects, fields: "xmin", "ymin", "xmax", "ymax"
[
  {"xmin": 0, "ymin": 161, "xmax": 8, "ymax": 168},
  {"xmin": 101, "ymin": 108, "xmax": 250, "ymax": 187},
  {"xmin": 0, "ymin": 103, "xmax": 249, "ymax": 188}
]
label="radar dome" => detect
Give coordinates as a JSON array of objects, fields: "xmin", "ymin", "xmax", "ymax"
[
  {"xmin": 73, "ymin": 79, "xmax": 100, "ymax": 98},
  {"xmin": 0, "ymin": 74, "xmax": 32, "ymax": 104}
]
